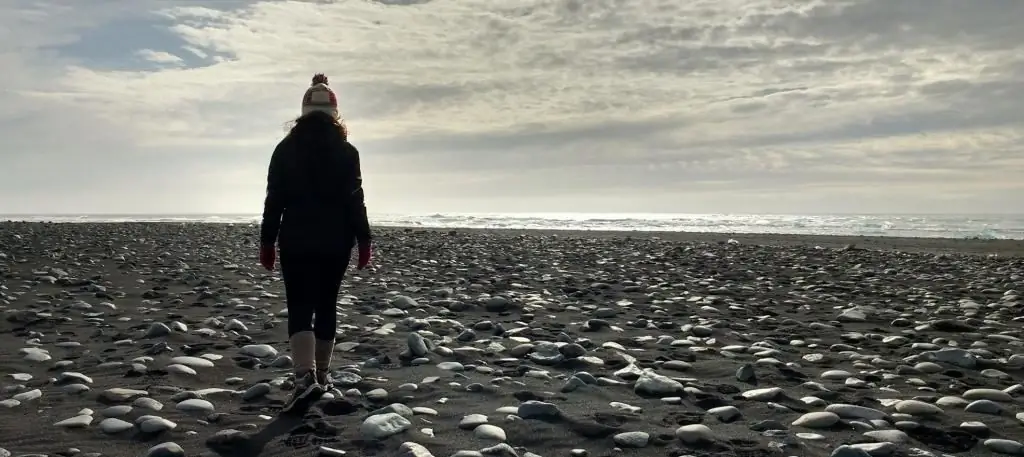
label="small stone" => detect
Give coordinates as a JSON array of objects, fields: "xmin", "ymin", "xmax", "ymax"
[
  {"xmin": 793, "ymin": 412, "xmax": 840, "ymax": 428},
  {"xmin": 98, "ymin": 418, "xmax": 135, "ymax": 434},
  {"xmin": 675, "ymin": 424, "xmax": 714, "ymax": 444},
  {"xmin": 361, "ymin": 413, "xmax": 412, "ymax": 439},
  {"xmin": 145, "ymin": 442, "xmax": 186, "ymax": 457},
  {"xmin": 474, "ymin": 424, "xmax": 506, "ymax": 441},
  {"xmin": 613, "ymin": 431, "xmax": 650, "ymax": 448},
  {"xmin": 894, "ymin": 400, "xmax": 943, "ymax": 416},
  {"xmin": 984, "ymin": 439, "xmax": 1024, "ymax": 455},
  {"xmin": 54, "ymin": 415, "xmax": 93, "ymax": 428}
]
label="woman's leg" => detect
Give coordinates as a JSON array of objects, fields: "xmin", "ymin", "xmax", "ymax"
[
  {"xmin": 313, "ymin": 252, "xmax": 350, "ymax": 383},
  {"xmin": 280, "ymin": 252, "xmax": 317, "ymax": 375},
  {"xmin": 279, "ymin": 250, "xmax": 325, "ymax": 412}
]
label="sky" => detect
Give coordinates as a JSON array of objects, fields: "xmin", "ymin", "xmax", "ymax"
[{"xmin": 1, "ymin": 0, "xmax": 1023, "ymax": 215}]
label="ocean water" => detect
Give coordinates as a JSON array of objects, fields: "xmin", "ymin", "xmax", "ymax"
[{"xmin": 2, "ymin": 213, "xmax": 1023, "ymax": 240}]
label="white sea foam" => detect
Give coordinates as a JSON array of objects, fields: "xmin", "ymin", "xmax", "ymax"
[{"xmin": 3, "ymin": 212, "xmax": 1022, "ymax": 240}]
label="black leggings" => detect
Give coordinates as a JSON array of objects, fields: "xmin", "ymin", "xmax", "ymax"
[{"xmin": 280, "ymin": 251, "xmax": 349, "ymax": 340}]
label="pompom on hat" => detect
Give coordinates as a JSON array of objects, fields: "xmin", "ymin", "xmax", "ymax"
[{"xmin": 301, "ymin": 73, "xmax": 339, "ymax": 119}]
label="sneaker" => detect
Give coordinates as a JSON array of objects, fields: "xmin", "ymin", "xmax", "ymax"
[
  {"xmin": 315, "ymin": 370, "xmax": 334, "ymax": 390},
  {"xmin": 281, "ymin": 371, "xmax": 323, "ymax": 414}
]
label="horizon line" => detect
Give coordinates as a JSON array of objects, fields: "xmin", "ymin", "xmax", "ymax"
[{"xmin": 1, "ymin": 211, "xmax": 1022, "ymax": 217}]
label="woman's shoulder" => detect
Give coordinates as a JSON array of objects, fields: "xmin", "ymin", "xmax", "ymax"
[
  {"xmin": 339, "ymin": 140, "xmax": 360, "ymax": 154},
  {"xmin": 277, "ymin": 131, "xmax": 298, "ymax": 148},
  {"xmin": 272, "ymin": 134, "xmax": 294, "ymax": 156}
]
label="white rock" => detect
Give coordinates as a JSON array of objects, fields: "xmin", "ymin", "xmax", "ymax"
[
  {"xmin": 825, "ymin": 404, "xmax": 887, "ymax": 421},
  {"xmin": 54, "ymin": 415, "xmax": 93, "ymax": 428},
  {"xmin": 361, "ymin": 413, "xmax": 412, "ymax": 440},
  {"xmin": 139, "ymin": 417, "xmax": 177, "ymax": 433},
  {"xmin": 984, "ymin": 439, "xmax": 1024, "ymax": 456},
  {"xmin": 863, "ymin": 429, "xmax": 909, "ymax": 444},
  {"xmin": 398, "ymin": 441, "xmax": 435, "ymax": 457},
  {"xmin": 175, "ymin": 399, "xmax": 214, "ymax": 413},
  {"xmin": 675, "ymin": 424, "xmax": 714, "ymax": 443},
  {"xmin": 820, "ymin": 370, "xmax": 852, "ymax": 380},
  {"xmin": 962, "ymin": 388, "xmax": 1013, "ymax": 403},
  {"xmin": 12, "ymin": 389, "xmax": 42, "ymax": 402},
  {"xmin": 894, "ymin": 400, "xmax": 943, "ymax": 416},
  {"xmin": 742, "ymin": 387, "xmax": 783, "ymax": 401},
  {"xmin": 145, "ymin": 442, "xmax": 185, "ymax": 457},
  {"xmin": 792, "ymin": 412, "xmax": 840, "ymax": 428},
  {"xmin": 168, "ymin": 356, "xmax": 214, "ymax": 369},
  {"xmin": 98, "ymin": 418, "xmax": 135, "ymax": 434},
  {"xmin": 474, "ymin": 424, "xmax": 506, "ymax": 441},
  {"xmin": 706, "ymin": 406, "xmax": 741, "ymax": 422},
  {"xmin": 239, "ymin": 344, "xmax": 278, "ymax": 358},
  {"xmin": 633, "ymin": 372, "xmax": 682, "ymax": 396},
  {"xmin": 613, "ymin": 431, "xmax": 650, "ymax": 448}
]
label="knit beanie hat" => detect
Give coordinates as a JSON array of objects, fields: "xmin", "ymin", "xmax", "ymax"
[{"xmin": 301, "ymin": 73, "xmax": 339, "ymax": 119}]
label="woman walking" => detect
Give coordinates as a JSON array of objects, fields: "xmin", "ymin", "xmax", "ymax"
[{"xmin": 259, "ymin": 73, "xmax": 373, "ymax": 413}]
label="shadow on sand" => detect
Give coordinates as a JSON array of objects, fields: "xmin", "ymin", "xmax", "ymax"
[{"xmin": 206, "ymin": 412, "xmax": 307, "ymax": 457}]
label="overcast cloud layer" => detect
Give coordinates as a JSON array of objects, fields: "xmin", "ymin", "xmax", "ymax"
[{"xmin": 1, "ymin": 0, "xmax": 1022, "ymax": 215}]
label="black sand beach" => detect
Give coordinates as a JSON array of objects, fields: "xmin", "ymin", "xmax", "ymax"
[{"xmin": 1, "ymin": 222, "xmax": 1023, "ymax": 457}]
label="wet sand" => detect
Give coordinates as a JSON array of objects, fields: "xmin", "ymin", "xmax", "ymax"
[{"xmin": 0, "ymin": 222, "xmax": 1022, "ymax": 457}]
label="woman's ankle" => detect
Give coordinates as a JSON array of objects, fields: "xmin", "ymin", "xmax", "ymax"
[
  {"xmin": 290, "ymin": 331, "xmax": 317, "ymax": 374},
  {"xmin": 314, "ymin": 338, "xmax": 335, "ymax": 373}
]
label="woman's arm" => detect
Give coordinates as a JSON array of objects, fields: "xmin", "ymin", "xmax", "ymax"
[
  {"xmin": 260, "ymin": 141, "xmax": 288, "ymax": 247},
  {"xmin": 345, "ymin": 142, "xmax": 372, "ymax": 244}
]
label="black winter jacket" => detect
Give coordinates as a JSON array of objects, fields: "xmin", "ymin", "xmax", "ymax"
[{"xmin": 259, "ymin": 133, "xmax": 372, "ymax": 255}]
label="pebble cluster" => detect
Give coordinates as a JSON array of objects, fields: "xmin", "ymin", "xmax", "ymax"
[{"xmin": 0, "ymin": 222, "xmax": 1023, "ymax": 457}]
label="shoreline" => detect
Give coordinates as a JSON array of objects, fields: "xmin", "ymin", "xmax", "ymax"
[
  {"xmin": 3, "ymin": 221, "xmax": 1023, "ymax": 257},
  {"xmin": 395, "ymin": 226, "xmax": 1024, "ymax": 257}
]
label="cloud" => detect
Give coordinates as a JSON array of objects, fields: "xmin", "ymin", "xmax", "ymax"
[
  {"xmin": 136, "ymin": 49, "xmax": 185, "ymax": 66},
  {"xmin": 1, "ymin": 0, "xmax": 1022, "ymax": 214}
]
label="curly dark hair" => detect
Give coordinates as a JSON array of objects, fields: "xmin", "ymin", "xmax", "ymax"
[{"xmin": 286, "ymin": 111, "xmax": 348, "ymax": 140}]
